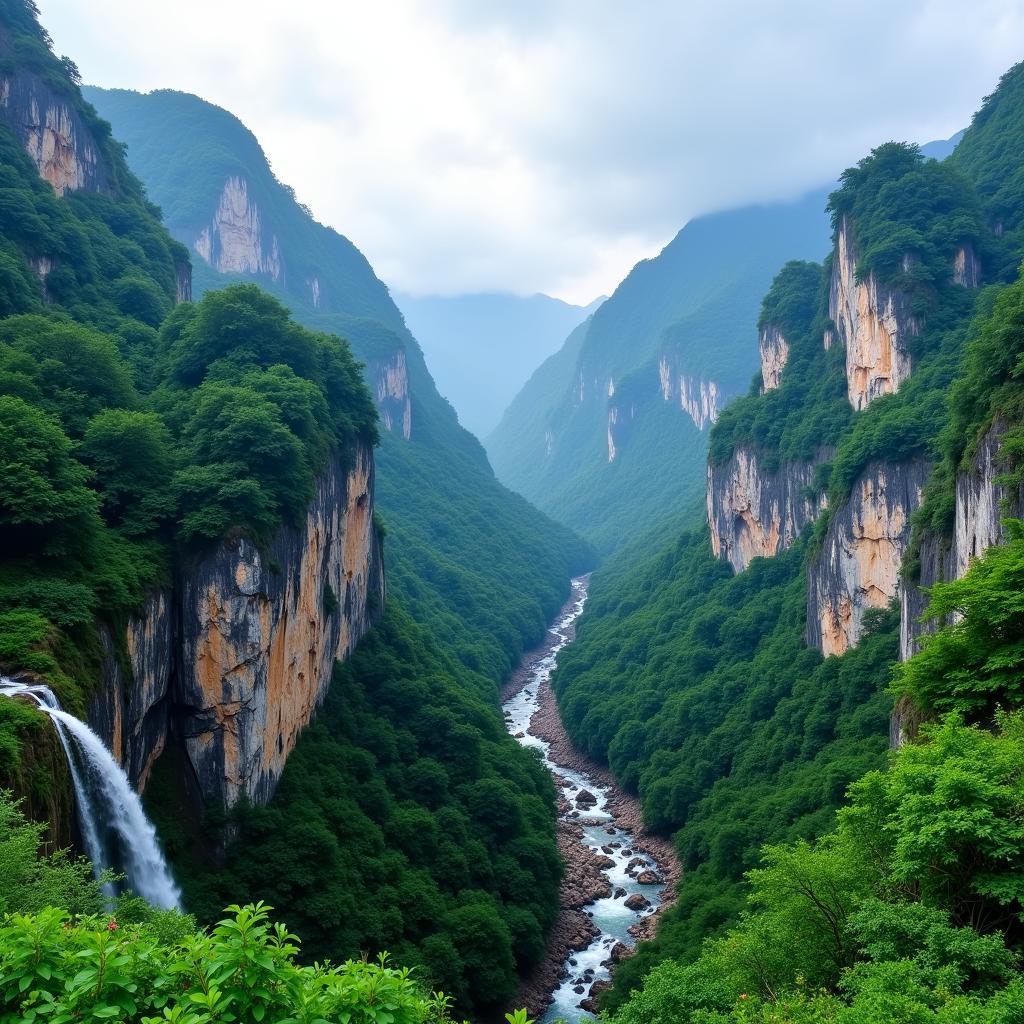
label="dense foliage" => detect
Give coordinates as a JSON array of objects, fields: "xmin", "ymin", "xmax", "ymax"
[
  {"xmin": 1, "ymin": 791, "xmax": 462, "ymax": 1024},
  {"xmin": 607, "ymin": 536, "xmax": 1024, "ymax": 1023},
  {"xmin": 151, "ymin": 605, "xmax": 560, "ymax": 1016},
  {"xmin": 552, "ymin": 530, "xmax": 895, "ymax": 1009}
]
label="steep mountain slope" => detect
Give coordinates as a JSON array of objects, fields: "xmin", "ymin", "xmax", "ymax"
[
  {"xmin": 552, "ymin": 66, "xmax": 1024, "ymax": 1020},
  {"xmin": 487, "ymin": 192, "xmax": 831, "ymax": 552},
  {"xmin": 395, "ymin": 290, "xmax": 602, "ymax": 436},
  {"xmin": 86, "ymin": 86, "xmax": 591, "ymax": 691},
  {"xmin": 0, "ymin": 13, "xmax": 584, "ymax": 1016}
]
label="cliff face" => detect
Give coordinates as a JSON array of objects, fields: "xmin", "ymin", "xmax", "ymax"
[
  {"xmin": 659, "ymin": 354, "xmax": 722, "ymax": 429},
  {"xmin": 708, "ymin": 447, "xmax": 828, "ymax": 573},
  {"xmin": 0, "ymin": 70, "xmax": 110, "ymax": 195},
  {"xmin": 607, "ymin": 400, "xmax": 637, "ymax": 462},
  {"xmin": 194, "ymin": 176, "xmax": 283, "ymax": 281},
  {"xmin": 90, "ymin": 444, "xmax": 383, "ymax": 811},
  {"xmin": 829, "ymin": 217, "xmax": 918, "ymax": 411},
  {"xmin": 900, "ymin": 419, "xmax": 1023, "ymax": 660},
  {"xmin": 759, "ymin": 325, "xmax": 789, "ymax": 392},
  {"xmin": 807, "ymin": 460, "xmax": 929, "ymax": 656},
  {"xmin": 371, "ymin": 349, "xmax": 412, "ymax": 440}
]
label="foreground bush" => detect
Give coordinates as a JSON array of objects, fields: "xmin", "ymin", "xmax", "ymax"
[{"xmin": 0, "ymin": 901, "xmax": 455, "ymax": 1024}]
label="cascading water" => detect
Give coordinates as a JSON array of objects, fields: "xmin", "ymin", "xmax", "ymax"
[{"xmin": 0, "ymin": 677, "xmax": 181, "ymax": 909}]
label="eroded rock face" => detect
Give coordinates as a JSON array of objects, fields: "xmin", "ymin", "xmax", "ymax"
[
  {"xmin": 177, "ymin": 444, "xmax": 383, "ymax": 809},
  {"xmin": 759, "ymin": 325, "xmax": 789, "ymax": 391},
  {"xmin": 953, "ymin": 243, "xmax": 981, "ymax": 288},
  {"xmin": 807, "ymin": 460, "xmax": 929, "ymax": 656},
  {"xmin": 193, "ymin": 177, "xmax": 282, "ymax": 280},
  {"xmin": 90, "ymin": 590, "xmax": 174, "ymax": 791},
  {"xmin": 708, "ymin": 447, "xmax": 828, "ymax": 573},
  {"xmin": 0, "ymin": 72, "xmax": 109, "ymax": 195},
  {"xmin": 90, "ymin": 446, "xmax": 384, "ymax": 811},
  {"xmin": 371, "ymin": 349, "xmax": 412, "ymax": 440},
  {"xmin": 658, "ymin": 355, "xmax": 722, "ymax": 429},
  {"xmin": 899, "ymin": 420, "xmax": 1023, "ymax": 661},
  {"xmin": 829, "ymin": 217, "xmax": 918, "ymax": 411},
  {"xmin": 607, "ymin": 401, "xmax": 637, "ymax": 462},
  {"xmin": 175, "ymin": 261, "xmax": 192, "ymax": 304}
]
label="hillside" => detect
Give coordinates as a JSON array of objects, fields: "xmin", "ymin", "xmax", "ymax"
[
  {"xmin": 86, "ymin": 85, "xmax": 592, "ymax": 691},
  {"xmin": 487, "ymin": 191, "xmax": 831, "ymax": 552},
  {"xmin": 395, "ymin": 290, "xmax": 602, "ymax": 436},
  {"xmin": 0, "ymin": 11, "xmax": 585, "ymax": 1018},
  {"xmin": 551, "ymin": 63, "xmax": 1024, "ymax": 1021}
]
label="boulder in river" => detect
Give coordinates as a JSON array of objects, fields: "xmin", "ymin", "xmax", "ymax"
[
  {"xmin": 576, "ymin": 789, "xmax": 598, "ymax": 807},
  {"xmin": 594, "ymin": 855, "xmax": 616, "ymax": 870},
  {"xmin": 626, "ymin": 857, "xmax": 645, "ymax": 874},
  {"xmin": 637, "ymin": 870, "xmax": 662, "ymax": 885},
  {"xmin": 614, "ymin": 886, "xmax": 626, "ymax": 899},
  {"xmin": 601, "ymin": 844, "xmax": 614, "ymax": 854},
  {"xmin": 624, "ymin": 893, "xmax": 650, "ymax": 912},
  {"xmin": 610, "ymin": 941, "xmax": 629, "ymax": 963}
]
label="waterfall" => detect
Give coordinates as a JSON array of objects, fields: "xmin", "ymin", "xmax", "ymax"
[{"xmin": 0, "ymin": 677, "xmax": 181, "ymax": 909}]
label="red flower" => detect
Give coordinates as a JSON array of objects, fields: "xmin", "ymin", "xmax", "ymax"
[{"xmin": 107, "ymin": 920, "xmax": 119, "ymax": 932}]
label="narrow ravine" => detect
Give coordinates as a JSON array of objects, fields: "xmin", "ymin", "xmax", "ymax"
[{"xmin": 501, "ymin": 577, "xmax": 681, "ymax": 1023}]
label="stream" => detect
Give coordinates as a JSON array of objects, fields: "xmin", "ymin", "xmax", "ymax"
[{"xmin": 501, "ymin": 576, "xmax": 672, "ymax": 1023}]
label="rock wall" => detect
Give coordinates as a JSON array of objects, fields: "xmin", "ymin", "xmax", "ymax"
[
  {"xmin": 829, "ymin": 216, "xmax": 918, "ymax": 411},
  {"xmin": 707, "ymin": 447, "xmax": 828, "ymax": 573},
  {"xmin": 953, "ymin": 243, "xmax": 981, "ymax": 288},
  {"xmin": 899, "ymin": 419, "xmax": 1023, "ymax": 660},
  {"xmin": 193, "ymin": 176, "xmax": 283, "ymax": 281},
  {"xmin": 0, "ymin": 69, "xmax": 110, "ymax": 195},
  {"xmin": 90, "ymin": 443, "xmax": 383, "ymax": 811},
  {"xmin": 658, "ymin": 354, "xmax": 722, "ymax": 429},
  {"xmin": 807, "ymin": 460, "xmax": 929, "ymax": 656},
  {"xmin": 759, "ymin": 325, "xmax": 789, "ymax": 391},
  {"xmin": 371, "ymin": 349, "xmax": 412, "ymax": 440},
  {"xmin": 607, "ymin": 401, "xmax": 637, "ymax": 463}
]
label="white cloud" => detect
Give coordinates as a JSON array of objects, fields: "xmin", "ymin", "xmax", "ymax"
[{"xmin": 37, "ymin": 0, "xmax": 1024, "ymax": 303}]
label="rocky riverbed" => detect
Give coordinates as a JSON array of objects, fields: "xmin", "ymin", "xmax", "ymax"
[{"xmin": 501, "ymin": 577, "xmax": 681, "ymax": 1021}]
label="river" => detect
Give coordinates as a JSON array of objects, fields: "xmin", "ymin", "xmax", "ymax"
[{"xmin": 501, "ymin": 576, "xmax": 678, "ymax": 1023}]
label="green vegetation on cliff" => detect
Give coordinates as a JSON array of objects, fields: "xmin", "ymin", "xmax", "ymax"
[{"xmin": 156, "ymin": 605, "xmax": 559, "ymax": 1016}]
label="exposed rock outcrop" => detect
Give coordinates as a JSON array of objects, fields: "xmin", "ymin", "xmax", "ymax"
[
  {"xmin": 658, "ymin": 355, "xmax": 722, "ymax": 430},
  {"xmin": 899, "ymin": 419, "xmax": 1023, "ymax": 661},
  {"xmin": 90, "ymin": 445, "xmax": 383, "ymax": 812},
  {"xmin": 953, "ymin": 243, "xmax": 981, "ymax": 288},
  {"xmin": 759, "ymin": 325, "xmax": 789, "ymax": 391},
  {"xmin": 193, "ymin": 177, "xmax": 283, "ymax": 281},
  {"xmin": 371, "ymin": 349, "xmax": 412, "ymax": 440},
  {"xmin": 175, "ymin": 260, "xmax": 192, "ymax": 304},
  {"xmin": 708, "ymin": 447, "xmax": 828, "ymax": 573},
  {"xmin": 90, "ymin": 590, "xmax": 174, "ymax": 791},
  {"xmin": 829, "ymin": 217, "xmax": 918, "ymax": 411},
  {"xmin": 607, "ymin": 401, "xmax": 637, "ymax": 463},
  {"xmin": 807, "ymin": 460, "xmax": 929, "ymax": 656},
  {"xmin": 0, "ymin": 70, "xmax": 109, "ymax": 195}
]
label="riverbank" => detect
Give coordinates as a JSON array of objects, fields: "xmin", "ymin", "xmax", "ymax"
[{"xmin": 500, "ymin": 578, "xmax": 682, "ymax": 1019}]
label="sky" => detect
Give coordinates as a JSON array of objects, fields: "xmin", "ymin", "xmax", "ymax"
[{"xmin": 37, "ymin": 0, "xmax": 1024, "ymax": 304}]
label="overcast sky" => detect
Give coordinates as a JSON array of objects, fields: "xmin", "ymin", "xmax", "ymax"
[{"xmin": 37, "ymin": 1, "xmax": 1024, "ymax": 303}]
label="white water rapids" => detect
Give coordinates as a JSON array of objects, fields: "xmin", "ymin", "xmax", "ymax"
[
  {"xmin": 1, "ymin": 677, "xmax": 181, "ymax": 909},
  {"xmin": 503, "ymin": 577, "xmax": 664, "ymax": 1023}
]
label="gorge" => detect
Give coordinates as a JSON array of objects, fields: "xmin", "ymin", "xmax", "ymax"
[{"xmin": 4, "ymin": 3, "xmax": 1024, "ymax": 1023}]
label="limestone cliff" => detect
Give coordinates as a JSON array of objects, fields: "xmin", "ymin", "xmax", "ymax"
[
  {"xmin": 194, "ymin": 176, "xmax": 283, "ymax": 281},
  {"xmin": 758, "ymin": 325, "xmax": 789, "ymax": 391},
  {"xmin": 953, "ymin": 243, "xmax": 981, "ymax": 288},
  {"xmin": 707, "ymin": 447, "xmax": 828, "ymax": 573},
  {"xmin": 0, "ymin": 68, "xmax": 110, "ymax": 195},
  {"xmin": 899, "ymin": 419, "xmax": 1023, "ymax": 660},
  {"xmin": 807, "ymin": 460, "xmax": 929, "ymax": 656},
  {"xmin": 658, "ymin": 354, "xmax": 722, "ymax": 429},
  {"xmin": 829, "ymin": 217, "xmax": 918, "ymax": 411},
  {"xmin": 607, "ymin": 400, "xmax": 637, "ymax": 463},
  {"xmin": 371, "ymin": 349, "xmax": 412, "ymax": 439},
  {"xmin": 90, "ymin": 444, "xmax": 383, "ymax": 811}
]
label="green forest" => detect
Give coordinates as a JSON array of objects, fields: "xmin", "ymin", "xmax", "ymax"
[{"xmin": 549, "ymin": 57, "xmax": 1024, "ymax": 1023}]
